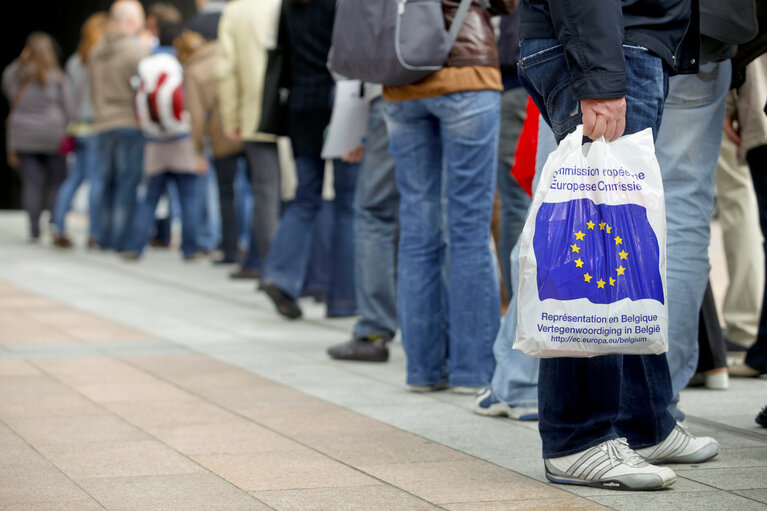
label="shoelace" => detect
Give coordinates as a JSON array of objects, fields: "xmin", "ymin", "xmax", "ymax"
[{"xmin": 604, "ymin": 438, "xmax": 646, "ymax": 468}]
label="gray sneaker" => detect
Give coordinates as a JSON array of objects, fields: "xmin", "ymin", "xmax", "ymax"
[
  {"xmin": 545, "ymin": 438, "xmax": 677, "ymax": 491},
  {"xmin": 636, "ymin": 422, "xmax": 719, "ymax": 464}
]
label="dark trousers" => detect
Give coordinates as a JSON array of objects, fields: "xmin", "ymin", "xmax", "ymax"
[
  {"xmin": 746, "ymin": 145, "xmax": 767, "ymax": 373},
  {"xmin": 214, "ymin": 153, "xmax": 242, "ymax": 262},
  {"xmin": 697, "ymin": 280, "xmax": 728, "ymax": 372},
  {"xmin": 17, "ymin": 153, "xmax": 67, "ymax": 239}
]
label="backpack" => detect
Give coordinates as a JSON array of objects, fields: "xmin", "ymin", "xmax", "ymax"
[
  {"xmin": 134, "ymin": 52, "xmax": 189, "ymax": 139},
  {"xmin": 328, "ymin": 0, "xmax": 474, "ymax": 86}
]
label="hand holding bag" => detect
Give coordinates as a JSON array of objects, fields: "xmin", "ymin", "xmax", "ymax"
[{"xmin": 514, "ymin": 126, "xmax": 668, "ymax": 358}]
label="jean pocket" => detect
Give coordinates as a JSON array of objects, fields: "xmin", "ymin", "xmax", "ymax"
[{"xmin": 518, "ymin": 41, "xmax": 563, "ymax": 70}]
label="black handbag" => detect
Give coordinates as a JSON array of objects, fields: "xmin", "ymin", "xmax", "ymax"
[{"xmin": 257, "ymin": 1, "xmax": 291, "ymax": 136}]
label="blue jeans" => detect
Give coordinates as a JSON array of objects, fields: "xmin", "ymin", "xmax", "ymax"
[
  {"xmin": 51, "ymin": 135, "xmax": 103, "ymax": 239},
  {"xmin": 384, "ymin": 90, "xmax": 501, "ymax": 387},
  {"xmin": 656, "ymin": 61, "xmax": 731, "ymax": 417},
  {"xmin": 262, "ymin": 156, "xmax": 358, "ymax": 316},
  {"xmin": 126, "ymin": 172, "xmax": 201, "ymax": 258},
  {"xmin": 519, "ymin": 39, "xmax": 676, "ymax": 457},
  {"xmin": 353, "ymin": 98, "xmax": 399, "ymax": 339},
  {"xmin": 196, "ymin": 164, "xmax": 222, "ymax": 252},
  {"xmin": 98, "ymin": 128, "xmax": 144, "ymax": 251},
  {"xmin": 497, "ymin": 87, "xmax": 531, "ymax": 302},
  {"xmin": 490, "ymin": 121, "xmax": 555, "ymax": 408}
]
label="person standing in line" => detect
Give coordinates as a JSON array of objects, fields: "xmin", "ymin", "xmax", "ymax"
[
  {"xmin": 182, "ymin": 28, "xmax": 245, "ymax": 265},
  {"xmin": 50, "ymin": 12, "xmax": 109, "ymax": 249},
  {"xmin": 2, "ymin": 32, "xmax": 73, "ymax": 242},
  {"xmin": 516, "ymin": 0, "xmax": 720, "ymax": 491},
  {"xmin": 89, "ymin": 0, "xmax": 149, "ymax": 252},
  {"xmin": 217, "ymin": 0, "xmax": 282, "ymax": 277},
  {"xmin": 495, "ymin": 9, "xmax": 531, "ymax": 307},
  {"xmin": 727, "ymin": 53, "xmax": 767, "ymax": 378},
  {"xmin": 260, "ymin": 0, "xmax": 359, "ymax": 320},
  {"xmin": 327, "ymin": 87, "xmax": 399, "ymax": 361},
  {"xmin": 381, "ymin": 0, "xmax": 515, "ymax": 392},
  {"xmin": 187, "ymin": 0, "xmax": 227, "ymax": 41},
  {"xmin": 121, "ymin": 20, "xmax": 204, "ymax": 261}
]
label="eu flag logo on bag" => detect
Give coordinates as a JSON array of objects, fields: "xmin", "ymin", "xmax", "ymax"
[{"xmin": 533, "ymin": 198, "xmax": 664, "ymax": 304}]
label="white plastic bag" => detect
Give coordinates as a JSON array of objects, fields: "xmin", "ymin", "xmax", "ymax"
[{"xmin": 513, "ymin": 125, "xmax": 668, "ymax": 358}]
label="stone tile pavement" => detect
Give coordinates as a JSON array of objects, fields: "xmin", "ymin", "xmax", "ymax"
[{"xmin": 0, "ymin": 211, "xmax": 765, "ymax": 510}]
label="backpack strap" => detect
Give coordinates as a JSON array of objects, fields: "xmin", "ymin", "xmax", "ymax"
[{"xmin": 447, "ymin": 0, "xmax": 480, "ymax": 45}]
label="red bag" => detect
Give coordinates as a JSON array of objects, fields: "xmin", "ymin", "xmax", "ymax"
[{"xmin": 59, "ymin": 135, "xmax": 75, "ymax": 156}]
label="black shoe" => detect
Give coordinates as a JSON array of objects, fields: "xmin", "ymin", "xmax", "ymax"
[
  {"xmin": 229, "ymin": 267, "xmax": 261, "ymax": 280},
  {"xmin": 262, "ymin": 281, "xmax": 302, "ymax": 319},
  {"xmin": 327, "ymin": 335, "xmax": 390, "ymax": 362},
  {"xmin": 757, "ymin": 406, "xmax": 767, "ymax": 428},
  {"xmin": 213, "ymin": 256, "xmax": 238, "ymax": 265}
]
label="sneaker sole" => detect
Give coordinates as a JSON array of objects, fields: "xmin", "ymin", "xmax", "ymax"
[
  {"xmin": 473, "ymin": 403, "xmax": 538, "ymax": 421},
  {"xmin": 545, "ymin": 469, "xmax": 676, "ymax": 491}
]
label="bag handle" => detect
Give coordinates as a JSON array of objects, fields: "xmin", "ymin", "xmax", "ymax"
[{"xmin": 447, "ymin": 0, "xmax": 478, "ymax": 45}]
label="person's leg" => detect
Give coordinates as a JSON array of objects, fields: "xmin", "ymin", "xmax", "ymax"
[
  {"xmin": 742, "ymin": 145, "xmax": 767, "ymax": 374},
  {"xmin": 352, "ymin": 98, "xmax": 399, "ymax": 339},
  {"xmin": 97, "ymin": 131, "xmax": 117, "ymax": 250},
  {"xmin": 214, "ymin": 154, "xmax": 240, "ymax": 262},
  {"xmin": 172, "ymin": 172, "xmax": 202, "ymax": 259},
  {"xmin": 52, "ymin": 140, "xmax": 87, "ymax": 236},
  {"xmin": 43, "ymin": 155, "xmax": 67, "ymax": 220},
  {"xmin": 655, "ymin": 61, "xmax": 731, "ymax": 413},
  {"xmin": 384, "ymin": 98, "xmax": 447, "ymax": 387},
  {"xmin": 17, "ymin": 154, "xmax": 46, "ymax": 239},
  {"xmin": 519, "ymin": 39, "xmax": 672, "ymax": 457},
  {"xmin": 433, "ymin": 90, "xmax": 501, "ymax": 387},
  {"xmin": 696, "ymin": 280, "xmax": 729, "ymax": 380},
  {"xmin": 82, "ymin": 135, "xmax": 104, "ymax": 243},
  {"xmin": 124, "ymin": 173, "xmax": 167, "ymax": 256},
  {"xmin": 497, "ymin": 87, "xmax": 531, "ymax": 302},
  {"xmin": 262, "ymin": 154, "xmax": 324, "ymax": 299},
  {"xmin": 112, "ymin": 129, "xmax": 144, "ymax": 252},
  {"xmin": 196, "ymin": 165, "xmax": 221, "ymax": 253},
  {"xmin": 243, "ymin": 141, "xmax": 281, "ymax": 262},
  {"xmin": 235, "ymin": 156, "xmax": 254, "ymax": 250},
  {"xmin": 326, "ymin": 159, "xmax": 359, "ymax": 317},
  {"xmin": 481, "ymin": 121, "xmax": 555, "ymax": 415},
  {"xmin": 718, "ymin": 137, "xmax": 765, "ymax": 349}
]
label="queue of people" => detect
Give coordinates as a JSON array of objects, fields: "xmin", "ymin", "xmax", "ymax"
[{"xmin": 3, "ymin": 0, "xmax": 767, "ymax": 494}]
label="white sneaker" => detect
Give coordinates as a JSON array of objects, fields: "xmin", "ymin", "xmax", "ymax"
[
  {"xmin": 544, "ymin": 438, "xmax": 677, "ymax": 491},
  {"xmin": 473, "ymin": 387, "xmax": 538, "ymax": 420},
  {"xmin": 636, "ymin": 422, "xmax": 719, "ymax": 464}
]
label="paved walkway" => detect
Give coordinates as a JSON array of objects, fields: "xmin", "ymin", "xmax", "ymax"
[{"xmin": 0, "ymin": 211, "xmax": 765, "ymax": 510}]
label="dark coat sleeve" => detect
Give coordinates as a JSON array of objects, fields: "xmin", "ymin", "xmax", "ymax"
[{"xmin": 547, "ymin": 0, "xmax": 626, "ymax": 100}]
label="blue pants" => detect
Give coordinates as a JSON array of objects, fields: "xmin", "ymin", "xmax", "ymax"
[
  {"xmin": 262, "ymin": 156, "xmax": 358, "ymax": 316},
  {"xmin": 98, "ymin": 128, "xmax": 143, "ymax": 252},
  {"xmin": 51, "ymin": 135, "xmax": 103, "ymax": 240},
  {"xmin": 353, "ymin": 98, "xmax": 399, "ymax": 339},
  {"xmin": 519, "ymin": 39, "xmax": 675, "ymax": 457},
  {"xmin": 384, "ymin": 90, "xmax": 501, "ymax": 387},
  {"xmin": 126, "ymin": 172, "xmax": 201, "ymax": 258}
]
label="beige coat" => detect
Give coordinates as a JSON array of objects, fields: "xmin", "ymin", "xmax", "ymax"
[
  {"xmin": 89, "ymin": 31, "xmax": 149, "ymax": 133},
  {"xmin": 729, "ymin": 54, "xmax": 767, "ymax": 165},
  {"xmin": 185, "ymin": 41, "xmax": 243, "ymax": 159},
  {"xmin": 217, "ymin": 0, "xmax": 281, "ymax": 143}
]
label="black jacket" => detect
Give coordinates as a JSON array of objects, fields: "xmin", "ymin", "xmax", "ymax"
[
  {"xmin": 519, "ymin": 0, "xmax": 700, "ymax": 101},
  {"xmin": 286, "ymin": 0, "xmax": 336, "ymax": 156}
]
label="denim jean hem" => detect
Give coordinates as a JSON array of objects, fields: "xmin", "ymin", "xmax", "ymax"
[
  {"xmin": 326, "ymin": 306, "xmax": 358, "ymax": 317},
  {"xmin": 406, "ymin": 375, "xmax": 448, "ymax": 386},
  {"xmin": 541, "ymin": 433, "xmax": 618, "ymax": 459}
]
